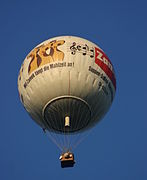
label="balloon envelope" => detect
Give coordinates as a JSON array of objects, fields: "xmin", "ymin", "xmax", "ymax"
[{"xmin": 18, "ymin": 36, "xmax": 116, "ymax": 134}]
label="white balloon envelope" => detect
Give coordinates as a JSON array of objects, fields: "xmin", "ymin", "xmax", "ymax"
[{"xmin": 18, "ymin": 36, "xmax": 116, "ymax": 134}]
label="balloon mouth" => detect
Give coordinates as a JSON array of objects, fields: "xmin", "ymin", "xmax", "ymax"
[{"xmin": 42, "ymin": 96, "xmax": 92, "ymax": 134}]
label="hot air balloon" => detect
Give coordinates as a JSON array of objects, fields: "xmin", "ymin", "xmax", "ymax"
[{"xmin": 18, "ymin": 36, "xmax": 116, "ymax": 168}]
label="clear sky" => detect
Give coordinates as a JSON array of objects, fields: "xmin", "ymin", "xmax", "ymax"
[{"xmin": 0, "ymin": 0, "xmax": 147, "ymax": 179}]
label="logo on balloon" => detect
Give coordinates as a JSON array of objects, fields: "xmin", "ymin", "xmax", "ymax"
[
  {"xmin": 69, "ymin": 42, "xmax": 94, "ymax": 58},
  {"xmin": 27, "ymin": 40, "xmax": 65, "ymax": 74},
  {"xmin": 95, "ymin": 47, "xmax": 116, "ymax": 89},
  {"xmin": 18, "ymin": 63, "xmax": 24, "ymax": 81}
]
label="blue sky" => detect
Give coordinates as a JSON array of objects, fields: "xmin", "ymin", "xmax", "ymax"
[{"xmin": 0, "ymin": 0, "xmax": 147, "ymax": 179}]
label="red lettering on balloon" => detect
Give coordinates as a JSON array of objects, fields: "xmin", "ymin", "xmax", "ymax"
[{"xmin": 95, "ymin": 47, "xmax": 116, "ymax": 89}]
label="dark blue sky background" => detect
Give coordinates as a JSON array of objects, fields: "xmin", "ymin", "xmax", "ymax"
[{"xmin": 0, "ymin": 0, "xmax": 147, "ymax": 179}]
